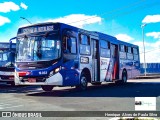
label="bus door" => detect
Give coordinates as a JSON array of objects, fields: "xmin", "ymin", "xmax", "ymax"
[
  {"xmin": 91, "ymin": 39, "xmax": 99, "ymax": 82},
  {"xmin": 111, "ymin": 44, "xmax": 119, "ymax": 80}
]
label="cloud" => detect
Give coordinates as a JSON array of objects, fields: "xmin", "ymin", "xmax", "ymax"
[
  {"xmin": 46, "ymin": 14, "xmax": 102, "ymax": 28},
  {"xmin": 142, "ymin": 15, "xmax": 160, "ymax": 23},
  {"xmin": 0, "ymin": 2, "xmax": 20, "ymax": 13},
  {"xmin": 115, "ymin": 34, "xmax": 134, "ymax": 42},
  {"xmin": 20, "ymin": 2, "xmax": 28, "ymax": 10},
  {"xmin": 0, "ymin": 15, "xmax": 10, "ymax": 26},
  {"xmin": 146, "ymin": 32, "xmax": 160, "ymax": 39}
]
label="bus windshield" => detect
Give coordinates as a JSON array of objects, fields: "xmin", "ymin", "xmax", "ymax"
[
  {"xmin": 0, "ymin": 52, "xmax": 8, "ymax": 61},
  {"xmin": 0, "ymin": 52, "xmax": 9, "ymax": 66},
  {"xmin": 16, "ymin": 35, "xmax": 61, "ymax": 62}
]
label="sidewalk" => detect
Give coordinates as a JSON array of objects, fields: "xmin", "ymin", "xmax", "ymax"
[{"xmin": 136, "ymin": 73, "xmax": 160, "ymax": 79}]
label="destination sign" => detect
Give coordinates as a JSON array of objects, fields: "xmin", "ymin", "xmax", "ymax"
[{"xmin": 19, "ymin": 25, "xmax": 54, "ymax": 34}]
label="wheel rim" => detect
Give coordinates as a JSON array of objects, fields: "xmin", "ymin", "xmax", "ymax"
[
  {"xmin": 123, "ymin": 74, "xmax": 127, "ymax": 82},
  {"xmin": 81, "ymin": 76, "xmax": 87, "ymax": 89}
]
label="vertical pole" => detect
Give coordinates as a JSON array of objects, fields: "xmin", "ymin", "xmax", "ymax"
[{"xmin": 142, "ymin": 24, "xmax": 147, "ymax": 76}]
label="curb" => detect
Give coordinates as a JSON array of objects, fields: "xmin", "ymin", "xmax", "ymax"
[{"xmin": 135, "ymin": 76, "xmax": 160, "ymax": 79}]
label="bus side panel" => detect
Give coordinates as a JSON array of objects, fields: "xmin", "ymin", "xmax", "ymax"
[
  {"xmin": 100, "ymin": 57, "xmax": 111, "ymax": 82},
  {"xmin": 132, "ymin": 54, "xmax": 140, "ymax": 78},
  {"xmin": 79, "ymin": 55, "xmax": 92, "ymax": 78},
  {"xmin": 61, "ymin": 60, "xmax": 80, "ymax": 86}
]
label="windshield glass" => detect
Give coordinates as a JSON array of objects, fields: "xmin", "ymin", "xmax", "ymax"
[
  {"xmin": 16, "ymin": 35, "xmax": 61, "ymax": 62},
  {"xmin": 0, "ymin": 52, "xmax": 9, "ymax": 66},
  {"xmin": 0, "ymin": 52, "xmax": 8, "ymax": 61}
]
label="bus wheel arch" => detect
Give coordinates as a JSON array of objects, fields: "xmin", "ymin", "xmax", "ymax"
[
  {"xmin": 76, "ymin": 68, "xmax": 91, "ymax": 90},
  {"xmin": 41, "ymin": 85, "xmax": 54, "ymax": 92}
]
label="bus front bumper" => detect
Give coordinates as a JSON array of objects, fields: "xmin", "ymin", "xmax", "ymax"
[{"xmin": 14, "ymin": 72, "xmax": 63, "ymax": 86}]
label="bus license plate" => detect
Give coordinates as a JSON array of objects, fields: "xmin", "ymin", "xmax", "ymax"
[{"xmin": 28, "ymin": 78, "xmax": 36, "ymax": 83}]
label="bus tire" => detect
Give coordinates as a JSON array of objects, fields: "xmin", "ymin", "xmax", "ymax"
[
  {"xmin": 122, "ymin": 70, "xmax": 127, "ymax": 83},
  {"xmin": 10, "ymin": 82, "xmax": 15, "ymax": 86},
  {"xmin": 76, "ymin": 73, "xmax": 88, "ymax": 90},
  {"xmin": 115, "ymin": 70, "xmax": 127, "ymax": 84},
  {"xmin": 41, "ymin": 85, "xmax": 54, "ymax": 92}
]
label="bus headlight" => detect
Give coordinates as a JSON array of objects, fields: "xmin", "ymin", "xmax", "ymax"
[
  {"xmin": 49, "ymin": 67, "xmax": 61, "ymax": 77},
  {"xmin": 55, "ymin": 67, "xmax": 60, "ymax": 73}
]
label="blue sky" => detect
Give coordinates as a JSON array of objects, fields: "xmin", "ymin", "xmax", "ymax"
[{"xmin": 0, "ymin": 0, "xmax": 160, "ymax": 63}]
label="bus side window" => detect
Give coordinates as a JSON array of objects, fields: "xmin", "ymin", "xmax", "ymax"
[
  {"xmin": 63, "ymin": 36, "xmax": 77, "ymax": 54},
  {"xmin": 79, "ymin": 34, "xmax": 91, "ymax": 55}
]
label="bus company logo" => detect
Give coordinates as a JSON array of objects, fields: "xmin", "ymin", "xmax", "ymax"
[
  {"xmin": 135, "ymin": 101, "xmax": 142, "ymax": 105},
  {"xmin": 101, "ymin": 60, "xmax": 109, "ymax": 65}
]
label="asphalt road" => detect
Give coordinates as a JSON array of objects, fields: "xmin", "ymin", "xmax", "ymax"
[{"xmin": 0, "ymin": 79, "xmax": 160, "ymax": 120}]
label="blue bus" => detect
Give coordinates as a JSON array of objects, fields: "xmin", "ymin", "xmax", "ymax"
[
  {"xmin": 14, "ymin": 22, "xmax": 140, "ymax": 91},
  {"xmin": 0, "ymin": 40, "xmax": 16, "ymax": 85}
]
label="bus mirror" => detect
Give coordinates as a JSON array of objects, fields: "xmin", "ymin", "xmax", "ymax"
[{"xmin": 9, "ymin": 52, "xmax": 15, "ymax": 63}]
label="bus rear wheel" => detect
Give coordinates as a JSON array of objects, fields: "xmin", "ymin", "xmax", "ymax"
[
  {"xmin": 41, "ymin": 85, "xmax": 54, "ymax": 92},
  {"xmin": 115, "ymin": 70, "xmax": 127, "ymax": 84},
  {"xmin": 122, "ymin": 70, "xmax": 127, "ymax": 83},
  {"xmin": 76, "ymin": 73, "xmax": 88, "ymax": 90}
]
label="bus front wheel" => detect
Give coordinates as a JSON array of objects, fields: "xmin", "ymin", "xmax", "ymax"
[
  {"xmin": 41, "ymin": 85, "xmax": 54, "ymax": 92},
  {"xmin": 76, "ymin": 73, "xmax": 88, "ymax": 90}
]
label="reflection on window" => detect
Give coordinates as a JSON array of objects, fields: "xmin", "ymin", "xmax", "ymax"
[
  {"xmin": 133, "ymin": 48, "xmax": 138, "ymax": 54},
  {"xmin": 101, "ymin": 40, "xmax": 109, "ymax": 49},
  {"xmin": 17, "ymin": 35, "xmax": 61, "ymax": 62},
  {"xmin": 100, "ymin": 40, "xmax": 110, "ymax": 58},
  {"xmin": 3, "ymin": 54, "xmax": 7, "ymax": 61},
  {"xmin": 0, "ymin": 53, "xmax": 8, "ymax": 61},
  {"xmin": 80, "ymin": 45, "xmax": 90, "ymax": 55},
  {"xmin": 79, "ymin": 34, "xmax": 90, "ymax": 45},
  {"xmin": 79, "ymin": 34, "xmax": 90, "ymax": 55},
  {"xmin": 63, "ymin": 36, "xmax": 77, "ymax": 54},
  {"xmin": 120, "ymin": 45, "xmax": 125, "ymax": 52},
  {"xmin": 101, "ymin": 48, "xmax": 110, "ymax": 58},
  {"xmin": 128, "ymin": 47, "xmax": 132, "ymax": 53}
]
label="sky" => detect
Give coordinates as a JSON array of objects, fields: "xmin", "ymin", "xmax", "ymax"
[{"xmin": 0, "ymin": 0, "xmax": 160, "ymax": 63}]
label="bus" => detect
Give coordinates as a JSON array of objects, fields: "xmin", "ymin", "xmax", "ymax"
[
  {"xmin": 14, "ymin": 22, "xmax": 140, "ymax": 91},
  {"xmin": 0, "ymin": 40, "xmax": 16, "ymax": 86}
]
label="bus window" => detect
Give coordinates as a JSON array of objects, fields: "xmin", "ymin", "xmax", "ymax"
[
  {"xmin": 128, "ymin": 47, "xmax": 132, "ymax": 53},
  {"xmin": 100, "ymin": 40, "xmax": 110, "ymax": 58},
  {"xmin": 133, "ymin": 48, "xmax": 139, "ymax": 60},
  {"xmin": 3, "ymin": 53, "xmax": 7, "ymax": 61},
  {"xmin": 79, "ymin": 34, "xmax": 90, "ymax": 45},
  {"xmin": 120, "ymin": 45, "xmax": 125, "ymax": 52},
  {"xmin": 133, "ymin": 48, "xmax": 138, "ymax": 54},
  {"xmin": 79, "ymin": 34, "xmax": 90, "ymax": 55},
  {"xmin": 63, "ymin": 36, "xmax": 77, "ymax": 54}
]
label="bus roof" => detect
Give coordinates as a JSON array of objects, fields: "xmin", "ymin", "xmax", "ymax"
[{"xmin": 18, "ymin": 22, "xmax": 138, "ymax": 48}]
